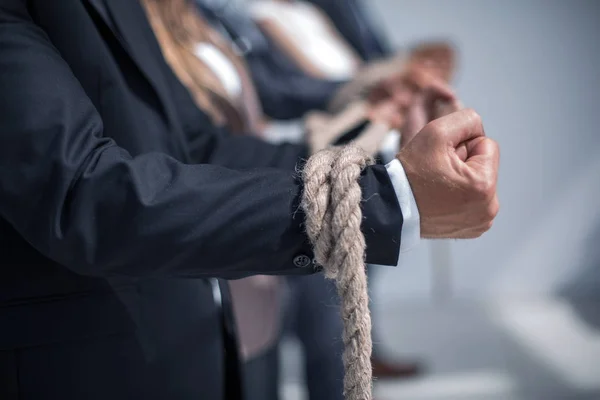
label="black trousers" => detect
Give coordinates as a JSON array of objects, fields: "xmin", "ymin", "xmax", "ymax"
[
  {"xmin": 242, "ymin": 345, "xmax": 279, "ymax": 400},
  {"xmin": 242, "ymin": 273, "xmax": 345, "ymax": 400}
]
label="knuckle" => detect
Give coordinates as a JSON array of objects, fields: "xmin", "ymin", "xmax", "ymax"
[
  {"xmin": 484, "ymin": 219, "xmax": 494, "ymax": 232},
  {"xmin": 424, "ymin": 117, "xmax": 442, "ymax": 134},
  {"xmin": 473, "ymin": 204, "xmax": 497, "ymax": 234},
  {"xmin": 490, "ymin": 138, "xmax": 500, "ymax": 154},
  {"xmin": 486, "ymin": 138, "xmax": 500, "ymax": 161},
  {"xmin": 472, "ymin": 176, "xmax": 493, "ymax": 201},
  {"xmin": 470, "ymin": 229, "xmax": 484, "ymax": 239},
  {"xmin": 488, "ymin": 199, "xmax": 500, "ymax": 220},
  {"xmin": 463, "ymin": 108, "xmax": 481, "ymax": 126},
  {"xmin": 472, "ymin": 220, "xmax": 493, "ymax": 238}
]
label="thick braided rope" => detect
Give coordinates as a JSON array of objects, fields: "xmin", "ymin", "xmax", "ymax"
[{"xmin": 301, "ymin": 144, "xmax": 374, "ymax": 400}]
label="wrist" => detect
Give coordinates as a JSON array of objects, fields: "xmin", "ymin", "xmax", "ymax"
[
  {"xmin": 397, "ymin": 151, "xmax": 423, "ymax": 226},
  {"xmin": 366, "ymin": 113, "xmax": 392, "ymax": 129},
  {"xmin": 385, "ymin": 158, "xmax": 421, "ymax": 253},
  {"xmin": 397, "ymin": 150, "xmax": 446, "ymax": 239}
]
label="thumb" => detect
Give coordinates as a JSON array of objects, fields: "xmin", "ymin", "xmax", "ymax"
[
  {"xmin": 460, "ymin": 137, "xmax": 500, "ymax": 201},
  {"xmin": 464, "ymin": 137, "xmax": 500, "ymax": 173},
  {"xmin": 402, "ymin": 93, "xmax": 427, "ymax": 145},
  {"xmin": 422, "ymin": 76, "xmax": 456, "ymax": 104},
  {"xmin": 430, "ymin": 108, "xmax": 485, "ymax": 147},
  {"xmin": 434, "ymin": 98, "xmax": 463, "ymax": 119}
]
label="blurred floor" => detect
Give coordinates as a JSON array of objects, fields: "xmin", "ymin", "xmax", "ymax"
[{"xmin": 279, "ymin": 296, "xmax": 600, "ymax": 400}]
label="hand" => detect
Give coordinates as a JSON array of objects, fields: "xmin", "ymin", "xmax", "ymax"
[
  {"xmin": 366, "ymin": 41, "xmax": 456, "ymax": 105},
  {"xmin": 407, "ymin": 41, "xmax": 456, "ymax": 83},
  {"xmin": 365, "ymin": 72, "xmax": 412, "ymax": 131},
  {"xmin": 397, "ymin": 109, "xmax": 500, "ymax": 239},
  {"xmin": 366, "ymin": 98, "xmax": 404, "ymax": 130},
  {"xmin": 367, "ymin": 66, "xmax": 461, "ymax": 140},
  {"xmin": 401, "ymin": 71, "xmax": 463, "ymax": 147}
]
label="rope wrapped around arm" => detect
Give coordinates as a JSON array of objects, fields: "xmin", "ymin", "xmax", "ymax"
[{"xmin": 301, "ymin": 144, "xmax": 375, "ymax": 400}]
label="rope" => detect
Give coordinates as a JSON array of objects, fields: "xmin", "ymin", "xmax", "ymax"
[{"xmin": 301, "ymin": 144, "xmax": 374, "ymax": 400}]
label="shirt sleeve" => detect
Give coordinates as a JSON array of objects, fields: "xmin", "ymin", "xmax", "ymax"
[{"xmin": 385, "ymin": 158, "xmax": 421, "ymax": 257}]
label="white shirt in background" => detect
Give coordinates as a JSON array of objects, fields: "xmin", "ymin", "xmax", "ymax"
[
  {"xmin": 193, "ymin": 42, "xmax": 243, "ymax": 98},
  {"xmin": 250, "ymin": 1, "xmax": 358, "ymax": 80}
]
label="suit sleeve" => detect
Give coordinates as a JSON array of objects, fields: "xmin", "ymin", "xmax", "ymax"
[
  {"xmin": 0, "ymin": 2, "xmax": 400, "ymax": 282},
  {"xmin": 195, "ymin": 0, "xmax": 344, "ymax": 120},
  {"xmin": 245, "ymin": 48, "xmax": 345, "ymax": 120}
]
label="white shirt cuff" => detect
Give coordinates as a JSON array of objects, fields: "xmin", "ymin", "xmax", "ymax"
[
  {"xmin": 378, "ymin": 130, "xmax": 401, "ymax": 164},
  {"xmin": 385, "ymin": 158, "xmax": 421, "ymax": 257}
]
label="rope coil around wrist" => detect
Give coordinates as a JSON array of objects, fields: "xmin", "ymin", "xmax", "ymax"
[{"xmin": 301, "ymin": 144, "xmax": 374, "ymax": 400}]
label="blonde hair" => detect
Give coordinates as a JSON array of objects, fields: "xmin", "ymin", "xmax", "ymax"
[{"xmin": 141, "ymin": 0, "xmax": 263, "ymax": 133}]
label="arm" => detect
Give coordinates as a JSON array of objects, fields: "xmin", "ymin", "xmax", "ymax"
[
  {"xmin": 162, "ymin": 52, "xmax": 313, "ymax": 171},
  {"xmin": 254, "ymin": 17, "xmax": 327, "ymax": 80},
  {"xmin": 0, "ymin": 2, "xmax": 402, "ymax": 279},
  {"xmin": 194, "ymin": 0, "xmax": 344, "ymax": 120},
  {"xmin": 245, "ymin": 47, "xmax": 344, "ymax": 120}
]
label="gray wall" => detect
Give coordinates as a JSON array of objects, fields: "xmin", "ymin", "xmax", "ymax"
[{"xmin": 372, "ymin": 0, "xmax": 600, "ymax": 300}]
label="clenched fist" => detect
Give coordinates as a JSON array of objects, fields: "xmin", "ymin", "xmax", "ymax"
[{"xmin": 398, "ymin": 109, "xmax": 500, "ymax": 239}]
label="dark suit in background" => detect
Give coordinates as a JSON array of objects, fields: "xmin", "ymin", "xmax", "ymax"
[
  {"xmin": 192, "ymin": 2, "xmax": 401, "ymax": 399},
  {"xmin": 195, "ymin": 0, "xmax": 344, "ymax": 120},
  {"xmin": 0, "ymin": 0, "xmax": 403, "ymax": 399},
  {"xmin": 305, "ymin": 0, "xmax": 392, "ymax": 61}
]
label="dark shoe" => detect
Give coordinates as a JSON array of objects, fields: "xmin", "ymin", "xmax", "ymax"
[{"xmin": 371, "ymin": 356, "xmax": 423, "ymax": 380}]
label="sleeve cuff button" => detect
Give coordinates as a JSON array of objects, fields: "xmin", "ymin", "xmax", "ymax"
[{"xmin": 293, "ymin": 254, "xmax": 312, "ymax": 268}]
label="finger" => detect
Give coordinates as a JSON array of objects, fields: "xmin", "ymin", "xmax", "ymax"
[
  {"xmin": 420, "ymin": 49, "xmax": 455, "ymax": 82},
  {"xmin": 391, "ymin": 85, "xmax": 416, "ymax": 109},
  {"xmin": 489, "ymin": 193, "xmax": 500, "ymax": 220},
  {"xmin": 462, "ymin": 138, "xmax": 500, "ymax": 198},
  {"xmin": 465, "ymin": 137, "xmax": 499, "ymax": 171},
  {"xmin": 455, "ymin": 141, "xmax": 468, "ymax": 162},
  {"xmin": 422, "ymin": 77, "xmax": 456, "ymax": 103},
  {"xmin": 390, "ymin": 69, "xmax": 445, "ymax": 109},
  {"xmin": 420, "ymin": 76, "xmax": 458, "ymax": 122},
  {"xmin": 401, "ymin": 93, "xmax": 427, "ymax": 145},
  {"xmin": 390, "ymin": 112, "xmax": 404, "ymax": 131},
  {"xmin": 367, "ymin": 81, "xmax": 392, "ymax": 104},
  {"xmin": 453, "ymin": 99, "xmax": 465, "ymax": 110},
  {"xmin": 428, "ymin": 108, "xmax": 485, "ymax": 147},
  {"xmin": 453, "ymin": 216, "xmax": 496, "ymax": 238},
  {"xmin": 400, "ymin": 66, "xmax": 433, "ymax": 91},
  {"xmin": 409, "ymin": 41, "xmax": 455, "ymax": 68},
  {"xmin": 403, "ymin": 65, "xmax": 456, "ymax": 98},
  {"xmin": 434, "ymin": 98, "xmax": 463, "ymax": 119}
]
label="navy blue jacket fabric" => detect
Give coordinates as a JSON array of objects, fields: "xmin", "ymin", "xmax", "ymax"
[{"xmin": 0, "ymin": 0, "xmax": 402, "ymax": 399}]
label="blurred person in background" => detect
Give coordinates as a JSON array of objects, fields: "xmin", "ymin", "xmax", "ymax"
[
  {"xmin": 305, "ymin": 0, "xmax": 459, "ymax": 378},
  {"xmin": 143, "ymin": 1, "xmax": 457, "ymax": 398},
  {"xmin": 0, "ymin": 1, "xmax": 410, "ymax": 399},
  {"xmin": 0, "ymin": 1, "xmax": 499, "ymax": 400},
  {"xmin": 304, "ymin": 0, "xmax": 392, "ymax": 62},
  {"xmin": 142, "ymin": 0, "xmax": 428, "ymax": 399},
  {"xmin": 246, "ymin": 0, "xmax": 455, "ymax": 114},
  {"xmin": 194, "ymin": 0, "xmax": 458, "ymax": 388},
  {"xmin": 195, "ymin": 0, "xmax": 455, "ymax": 126},
  {"xmin": 248, "ymin": 0, "xmax": 462, "ymax": 379}
]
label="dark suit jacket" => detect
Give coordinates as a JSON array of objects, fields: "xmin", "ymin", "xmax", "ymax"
[
  {"xmin": 305, "ymin": 0, "xmax": 391, "ymax": 61},
  {"xmin": 195, "ymin": 0, "xmax": 344, "ymax": 120},
  {"xmin": 0, "ymin": 0, "xmax": 402, "ymax": 399}
]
